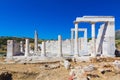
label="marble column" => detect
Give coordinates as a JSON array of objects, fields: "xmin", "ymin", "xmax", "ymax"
[
  {"xmin": 41, "ymin": 42, "xmax": 46, "ymax": 57},
  {"xmin": 84, "ymin": 29, "xmax": 88, "ymax": 51},
  {"xmin": 25, "ymin": 39, "xmax": 29, "ymax": 57},
  {"xmin": 71, "ymin": 29, "xmax": 74, "ymax": 54},
  {"xmin": 34, "ymin": 30, "xmax": 38, "ymax": 53},
  {"xmin": 58, "ymin": 35, "xmax": 62, "ymax": 57},
  {"xmin": 74, "ymin": 23, "xmax": 79, "ymax": 57},
  {"xmin": 91, "ymin": 22, "xmax": 96, "ymax": 57},
  {"xmin": 20, "ymin": 41, "xmax": 24, "ymax": 52}
]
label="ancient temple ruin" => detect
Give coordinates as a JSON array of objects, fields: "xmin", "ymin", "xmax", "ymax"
[
  {"xmin": 73, "ymin": 16, "xmax": 115, "ymax": 57},
  {"xmin": 6, "ymin": 16, "xmax": 116, "ymax": 63}
]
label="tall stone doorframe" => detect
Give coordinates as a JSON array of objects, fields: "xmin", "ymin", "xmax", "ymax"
[
  {"xmin": 74, "ymin": 16, "xmax": 115, "ymax": 57},
  {"xmin": 71, "ymin": 28, "xmax": 88, "ymax": 57}
]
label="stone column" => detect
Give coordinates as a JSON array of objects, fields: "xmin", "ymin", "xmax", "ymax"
[
  {"xmin": 74, "ymin": 23, "xmax": 79, "ymax": 57},
  {"xmin": 91, "ymin": 22, "xmax": 96, "ymax": 57},
  {"xmin": 34, "ymin": 30, "xmax": 38, "ymax": 53},
  {"xmin": 25, "ymin": 39, "xmax": 29, "ymax": 57},
  {"xmin": 84, "ymin": 29, "xmax": 88, "ymax": 51},
  {"xmin": 71, "ymin": 29, "xmax": 74, "ymax": 54},
  {"xmin": 58, "ymin": 35, "xmax": 62, "ymax": 57},
  {"xmin": 41, "ymin": 42, "xmax": 46, "ymax": 57},
  {"xmin": 20, "ymin": 41, "xmax": 24, "ymax": 52}
]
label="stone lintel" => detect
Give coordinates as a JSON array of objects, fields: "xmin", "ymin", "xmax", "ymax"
[
  {"xmin": 83, "ymin": 16, "xmax": 114, "ymax": 18},
  {"xmin": 75, "ymin": 16, "xmax": 114, "ymax": 23},
  {"xmin": 71, "ymin": 28, "xmax": 87, "ymax": 32}
]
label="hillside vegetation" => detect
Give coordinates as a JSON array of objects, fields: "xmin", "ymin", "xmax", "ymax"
[
  {"xmin": 0, "ymin": 36, "xmax": 43, "ymax": 54},
  {"xmin": 116, "ymin": 30, "xmax": 120, "ymax": 40}
]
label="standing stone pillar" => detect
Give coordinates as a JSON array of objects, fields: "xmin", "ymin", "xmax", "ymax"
[
  {"xmin": 74, "ymin": 23, "xmax": 79, "ymax": 57},
  {"xmin": 91, "ymin": 22, "xmax": 96, "ymax": 57},
  {"xmin": 41, "ymin": 42, "xmax": 46, "ymax": 57},
  {"xmin": 7, "ymin": 40, "xmax": 14, "ymax": 59},
  {"xmin": 58, "ymin": 35, "xmax": 62, "ymax": 57},
  {"xmin": 71, "ymin": 29, "xmax": 74, "ymax": 54},
  {"xmin": 34, "ymin": 30, "xmax": 38, "ymax": 53},
  {"xmin": 102, "ymin": 21, "xmax": 115, "ymax": 57},
  {"xmin": 84, "ymin": 29, "xmax": 88, "ymax": 51},
  {"xmin": 20, "ymin": 41, "xmax": 24, "ymax": 52},
  {"xmin": 25, "ymin": 39, "xmax": 29, "ymax": 57}
]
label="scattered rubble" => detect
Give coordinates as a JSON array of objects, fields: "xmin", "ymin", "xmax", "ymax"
[
  {"xmin": 64, "ymin": 60, "xmax": 71, "ymax": 70},
  {"xmin": 113, "ymin": 60, "xmax": 120, "ymax": 72},
  {"xmin": 83, "ymin": 64, "xmax": 96, "ymax": 72}
]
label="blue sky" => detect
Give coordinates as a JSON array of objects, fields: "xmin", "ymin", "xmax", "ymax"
[{"xmin": 0, "ymin": 0, "xmax": 120, "ymax": 39}]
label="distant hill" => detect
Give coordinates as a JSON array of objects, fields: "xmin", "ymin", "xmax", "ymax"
[
  {"xmin": 0, "ymin": 36, "xmax": 43, "ymax": 45},
  {"xmin": 116, "ymin": 30, "xmax": 120, "ymax": 40}
]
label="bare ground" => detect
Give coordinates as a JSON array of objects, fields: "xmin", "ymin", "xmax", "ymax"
[{"xmin": 0, "ymin": 57, "xmax": 120, "ymax": 80}]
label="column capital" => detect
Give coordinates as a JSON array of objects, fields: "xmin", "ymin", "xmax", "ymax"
[
  {"xmin": 91, "ymin": 22, "xmax": 96, "ymax": 24},
  {"xmin": 58, "ymin": 35, "xmax": 62, "ymax": 39},
  {"xmin": 74, "ymin": 21, "xmax": 79, "ymax": 24},
  {"xmin": 75, "ymin": 23, "xmax": 78, "ymax": 29}
]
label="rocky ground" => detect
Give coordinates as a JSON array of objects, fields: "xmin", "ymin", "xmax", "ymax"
[{"xmin": 0, "ymin": 57, "xmax": 120, "ymax": 80}]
